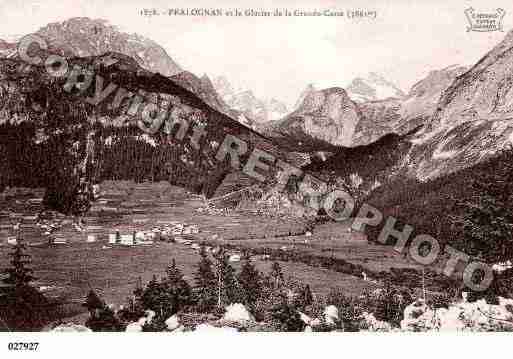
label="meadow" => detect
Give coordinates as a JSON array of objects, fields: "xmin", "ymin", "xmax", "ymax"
[{"xmin": 0, "ymin": 180, "xmax": 450, "ymax": 324}]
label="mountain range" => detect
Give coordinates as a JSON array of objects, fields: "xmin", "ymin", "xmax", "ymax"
[
  {"xmin": 32, "ymin": 17, "xmax": 182, "ymax": 76},
  {"xmin": 346, "ymin": 72, "xmax": 406, "ymax": 103},
  {"xmin": 2, "ymin": 17, "xmax": 513, "ymax": 242},
  {"xmin": 212, "ymin": 75, "xmax": 290, "ymax": 128}
]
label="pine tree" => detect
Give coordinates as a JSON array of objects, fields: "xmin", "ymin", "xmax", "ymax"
[
  {"xmin": 237, "ymin": 252, "xmax": 261, "ymax": 307},
  {"xmin": 85, "ymin": 306, "xmax": 122, "ymax": 332},
  {"xmin": 82, "ymin": 289, "xmax": 105, "ymax": 317},
  {"xmin": 118, "ymin": 278, "xmax": 145, "ymax": 323},
  {"xmin": 194, "ymin": 246, "xmax": 217, "ymax": 312},
  {"xmin": 270, "ymin": 295, "xmax": 305, "ymax": 332},
  {"xmin": 141, "ymin": 275, "xmax": 163, "ymax": 313},
  {"xmin": 455, "ymin": 148, "xmax": 513, "ymax": 263},
  {"xmin": 2, "ymin": 235, "xmax": 36, "ymax": 288},
  {"xmin": 83, "ymin": 289, "xmax": 122, "ymax": 332},
  {"xmin": 133, "ymin": 276, "xmax": 144, "ymax": 299},
  {"xmin": 0, "ymin": 234, "xmax": 49, "ymax": 330},
  {"xmin": 214, "ymin": 248, "xmax": 239, "ymax": 306},
  {"xmin": 162, "ymin": 259, "xmax": 192, "ymax": 316},
  {"xmin": 166, "ymin": 259, "xmax": 183, "ymax": 286},
  {"xmin": 300, "ymin": 284, "xmax": 313, "ymax": 309},
  {"xmin": 270, "ymin": 261, "xmax": 284, "ymax": 289}
]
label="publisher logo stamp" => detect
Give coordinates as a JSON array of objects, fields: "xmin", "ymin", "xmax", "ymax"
[{"xmin": 465, "ymin": 7, "xmax": 506, "ymax": 32}]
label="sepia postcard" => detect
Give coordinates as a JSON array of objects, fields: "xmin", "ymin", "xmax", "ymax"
[{"xmin": 1, "ymin": 0, "xmax": 513, "ymax": 356}]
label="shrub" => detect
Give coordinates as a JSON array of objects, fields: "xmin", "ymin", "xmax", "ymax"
[
  {"xmin": 359, "ymin": 283, "xmax": 413, "ymax": 327},
  {"xmin": 324, "ymin": 288, "xmax": 364, "ymax": 332}
]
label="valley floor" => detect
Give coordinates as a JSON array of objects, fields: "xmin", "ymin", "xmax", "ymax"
[{"xmin": 0, "ymin": 181, "xmax": 444, "ymax": 325}]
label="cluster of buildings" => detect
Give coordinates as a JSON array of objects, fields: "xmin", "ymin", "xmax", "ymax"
[{"xmin": 107, "ymin": 223, "xmax": 200, "ymax": 247}]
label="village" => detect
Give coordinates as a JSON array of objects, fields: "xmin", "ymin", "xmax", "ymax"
[
  {"xmin": 0, "ymin": 185, "xmax": 247, "ymax": 260},
  {"xmin": 1, "ymin": 175, "xmax": 513, "ymax": 333}
]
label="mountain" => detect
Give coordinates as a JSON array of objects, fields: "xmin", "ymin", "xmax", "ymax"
[
  {"xmin": 170, "ymin": 72, "xmax": 261, "ymax": 129},
  {"xmin": 227, "ymin": 90, "xmax": 267, "ymax": 123},
  {"xmin": 353, "ymin": 65, "xmax": 468, "ymax": 146},
  {"xmin": 293, "ymin": 84, "xmax": 317, "ymax": 110},
  {"xmin": 265, "ymin": 64, "xmax": 469, "ymax": 152},
  {"xmin": 0, "ymin": 39, "xmax": 16, "ymax": 58},
  {"xmin": 406, "ymin": 30, "xmax": 513, "ymax": 180},
  {"xmin": 170, "ymin": 72, "xmax": 235, "ymax": 115},
  {"xmin": 3, "ymin": 18, "xmax": 264, "ymax": 128},
  {"xmin": 18, "ymin": 17, "xmax": 182, "ymax": 76},
  {"xmin": 0, "ymin": 50, "xmax": 290, "ymax": 212},
  {"xmin": 346, "ymin": 72, "xmax": 405, "ymax": 103},
  {"xmin": 309, "ymin": 29, "xmax": 513, "ymax": 187},
  {"xmin": 266, "ymin": 87, "xmax": 360, "ymax": 152},
  {"xmin": 212, "ymin": 76, "xmax": 289, "ymax": 127},
  {"xmin": 301, "ymin": 31, "xmax": 513, "ymax": 259},
  {"xmin": 212, "ymin": 75, "xmax": 234, "ymax": 99}
]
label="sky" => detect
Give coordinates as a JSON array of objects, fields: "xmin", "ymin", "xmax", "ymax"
[{"xmin": 0, "ymin": 0, "xmax": 512, "ymax": 107}]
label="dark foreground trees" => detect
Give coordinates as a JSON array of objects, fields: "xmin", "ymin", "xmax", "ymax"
[
  {"xmin": 455, "ymin": 147, "xmax": 513, "ymax": 263},
  {"xmin": 0, "ymin": 235, "xmax": 49, "ymax": 331},
  {"xmin": 83, "ymin": 289, "xmax": 123, "ymax": 332}
]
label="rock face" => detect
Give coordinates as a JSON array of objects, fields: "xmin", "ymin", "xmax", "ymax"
[
  {"xmin": 293, "ymin": 84, "xmax": 317, "ymax": 111},
  {"xmin": 353, "ymin": 98, "xmax": 403, "ymax": 146},
  {"xmin": 223, "ymin": 303, "xmax": 255, "ymax": 323},
  {"xmin": 353, "ymin": 66, "xmax": 467, "ymax": 146},
  {"xmin": 171, "ymin": 71, "xmax": 236, "ymax": 118},
  {"xmin": 323, "ymin": 305, "xmax": 339, "ymax": 325},
  {"xmin": 212, "ymin": 76, "xmax": 289, "ymax": 127},
  {"xmin": 227, "ymin": 90, "xmax": 267, "ymax": 123},
  {"xmin": 406, "ymin": 30, "xmax": 513, "ymax": 180},
  {"xmin": 165, "ymin": 315, "xmax": 180, "ymax": 331},
  {"xmin": 265, "ymin": 66, "xmax": 467, "ymax": 151},
  {"xmin": 29, "ymin": 17, "xmax": 181, "ymax": 76},
  {"xmin": 401, "ymin": 65, "xmax": 467, "ymax": 131},
  {"xmin": 346, "ymin": 72, "xmax": 405, "ymax": 103},
  {"xmin": 212, "ymin": 75, "xmax": 235, "ymax": 99},
  {"xmin": 305, "ymin": 29, "xmax": 513, "ymax": 185},
  {"xmin": 269, "ymin": 87, "xmax": 360, "ymax": 150},
  {"xmin": 400, "ymin": 298, "xmax": 513, "ymax": 331},
  {"xmin": 434, "ymin": 32, "xmax": 513, "ymax": 128}
]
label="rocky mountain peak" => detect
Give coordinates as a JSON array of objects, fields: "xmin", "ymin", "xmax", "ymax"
[
  {"xmin": 346, "ymin": 73, "xmax": 405, "ymax": 103},
  {"xmin": 269, "ymin": 86, "xmax": 360, "ymax": 149},
  {"xmin": 432, "ymin": 30, "xmax": 513, "ymax": 128},
  {"xmin": 31, "ymin": 17, "xmax": 181, "ymax": 76},
  {"xmin": 212, "ymin": 75, "xmax": 235, "ymax": 98},
  {"xmin": 293, "ymin": 84, "xmax": 317, "ymax": 110}
]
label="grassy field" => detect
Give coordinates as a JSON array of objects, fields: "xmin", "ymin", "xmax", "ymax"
[{"xmin": 0, "ymin": 181, "xmax": 447, "ymax": 324}]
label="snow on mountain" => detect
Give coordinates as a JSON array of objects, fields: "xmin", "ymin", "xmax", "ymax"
[
  {"xmin": 264, "ymin": 98, "xmax": 288, "ymax": 122},
  {"xmin": 342, "ymin": 29, "xmax": 513, "ymax": 182},
  {"xmin": 346, "ymin": 72, "xmax": 405, "ymax": 103},
  {"xmin": 353, "ymin": 65, "xmax": 468, "ymax": 146},
  {"xmin": 212, "ymin": 75, "xmax": 235, "ymax": 99},
  {"xmin": 212, "ymin": 76, "xmax": 289, "ymax": 127},
  {"xmin": 264, "ymin": 63, "xmax": 473, "ymax": 163}
]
